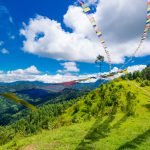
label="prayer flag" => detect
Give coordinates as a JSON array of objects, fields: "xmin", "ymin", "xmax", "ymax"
[{"xmin": 83, "ymin": 7, "xmax": 91, "ymax": 13}]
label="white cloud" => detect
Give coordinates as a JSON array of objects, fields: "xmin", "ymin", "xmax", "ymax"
[
  {"xmin": 20, "ymin": 0, "xmax": 150, "ymax": 65},
  {"xmin": 59, "ymin": 62, "xmax": 80, "ymax": 73},
  {"xmin": 0, "ymin": 65, "xmax": 88, "ymax": 83},
  {"xmin": 111, "ymin": 65, "xmax": 147, "ymax": 74},
  {"xmin": 94, "ymin": 0, "xmax": 150, "ymax": 62},
  {"xmin": 63, "ymin": 6, "xmax": 94, "ymax": 38},
  {"xmin": 103, "ymin": 65, "xmax": 147, "ymax": 80},
  {"xmin": 0, "ymin": 65, "xmax": 147, "ymax": 83},
  {"xmin": 0, "ymin": 66, "xmax": 41, "ymax": 83},
  {"xmin": 95, "ymin": 0, "xmax": 146, "ymax": 42},
  {"xmin": 127, "ymin": 65, "xmax": 146, "ymax": 73},
  {"xmin": 7, "ymin": 65, "xmax": 41, "ymax": 75},
  {"xmin": 20, "ymin": 15, "xmax": 100, "ymax": 63},
  {"xmin": 1, "ymin": 48, "xmax": 9, "ymax": 54},
  {"xmin": 111, "ymin": 67, "xmax": 119, "ymax": 73}
]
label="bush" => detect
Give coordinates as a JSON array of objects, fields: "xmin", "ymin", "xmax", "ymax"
[
  {"xmin": 126, "ymin": 91, "xmax": 137, "ymax": 116},
  {"xmin": 140, "ymin": 82, "xmax": 145, "ymax": 87},
  {"xmin": 136, "ymin": 77, "xmax": 142, "ymax": 83},
  {"xmin": 144, "ymin": 80, "xmax": 150, "ymax": 86}
]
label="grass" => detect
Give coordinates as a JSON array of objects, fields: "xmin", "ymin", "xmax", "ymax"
[{"xmin": 0, "ymin": 80, "xmax": 150, "ymax": 150}]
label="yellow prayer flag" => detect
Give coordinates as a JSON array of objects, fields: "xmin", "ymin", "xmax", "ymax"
[
  {"xmin": 146, "ymin": 19, "xmax": 150, "ymax": 23},
  {"xmin": 97, "ymin": 32, "xmax": 102, "ymax": 36},
  {"xmin": 100, "ymin": 39, "xmax": 105, "ymax": 43},
  {"xmin": 144, "ymin": 28, "xmax": 148, "ymax": 32},
  {"xmin": 83, "ymin": 7, "xmax": 90, "ymax": 13}
]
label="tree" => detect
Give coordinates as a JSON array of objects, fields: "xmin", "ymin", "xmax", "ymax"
[
  {"xmin": 95, "ymin": 55, "xmax": 104, "ymax": 83},
  {"xmin": 142, "ymin": 65, "xmax": 150, "ymax": 80}
]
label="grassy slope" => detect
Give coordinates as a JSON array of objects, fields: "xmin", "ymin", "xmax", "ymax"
[{"xmin": 0, "ymin": 80, "xmax": 150, "ymax": 150}]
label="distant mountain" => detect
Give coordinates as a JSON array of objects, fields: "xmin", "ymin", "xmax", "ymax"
[
  {"xmin": 0, "ymin": 79, "xmax": 107, "ymax": 93},
  {"xmin": 36, "ymin": 79, "xmax": 108, "ymax": 92},
  {"xmin": 0, "ymin": 81, "xmax": 48, "ymax": 86},
  {"xmin": 0, "ymin": 81, "xmax": 48, "ymax": 93}
]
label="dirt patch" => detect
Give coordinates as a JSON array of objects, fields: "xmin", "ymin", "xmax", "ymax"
[
  {"xmin": 46, "ymin": 141, "xmax": 62, "ymax": 149},
  {"xmin": 21, "ymin": 144, "xmax": 37, "ymax": 150}
]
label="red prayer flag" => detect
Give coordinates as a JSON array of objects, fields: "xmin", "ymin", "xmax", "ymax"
[
  {"xmin": 61, "ymin": 81, "xmax": 78, "ymax": 86},
  {"xmin": 147, "ymin": 15, "xmax": 150, "ymax": 19}
]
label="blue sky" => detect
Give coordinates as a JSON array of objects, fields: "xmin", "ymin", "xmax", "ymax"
[
  {"xmin": 0, "ymin": 0, "xmax": 149, "ymax": 83},
  {"xmin": 0, "ymin": 0, "xmax": 76, "ymax": 73}
]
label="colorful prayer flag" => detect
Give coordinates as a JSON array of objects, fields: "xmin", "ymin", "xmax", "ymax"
[
  {"xmin": 96, "ymin": 31, "xmax": 102, "ymax": 36},
  {"xmin": 147, "ymin": 15, "xmax": 150, "ymax": 19},
  {"xmin": 83, "ymin": 7, "xmax": 91, "ymax": 13}
]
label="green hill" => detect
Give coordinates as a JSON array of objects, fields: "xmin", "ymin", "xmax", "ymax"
[
  {"xmin": 0, "ymin": 78, "xmax": 150, "ymax": 150},
  {"xmin": 0, "ymin": 66, "xmax": 150, "ymax": 150}
]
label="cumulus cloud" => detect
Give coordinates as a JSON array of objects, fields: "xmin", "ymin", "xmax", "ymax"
[
  {"xmin": 104, "ymin": 65, "xmax": 147, "ymax": 80},
  {"xmin": 58, "ymin": 62, "xmax": 80, "ymax": 73},
  {"xmin": 0, "ymin": 65, "xmax": 89, "ymax": 83},
  {"xmin": 20, "ymin": 15, "xmax": 100, "ymax": 63},
  {"xmin": 96, "ymin": 0, "xmax": 147, "ymax": 42},
  {"xmin": 95, "ymin": 0, "xmax": 150, "ymax": 62},
  {"xmin": 0, "ymin": 65, "xmax": 147, "ymax": 83},
  {"xmin": 127, "ymin": 65, "xmax": 146, "ymax": 73},
  {"xmin": 7, "ymin": 65, "xmax": 41, "ymax": 75},
  {"xmin": 111, "ymin": 65, "xmax": 146, "ymax": 74},
  {"xmin": 1, "ymin": 48, "xmax": 9, "ymax": 54},
  {"xmin": 20, "ymin": 1, "xmax": 150, "ymax": 65},
  {"xmin": 0, "ymin": 66, "xmax": 41, "ymax": 83},
  {"xmin": 64, "ymin": 6, "xmax": 94, "ymax": 38},
  {"xmin": 111, "ymin": 67, "xmax": 119, "ymax": 73}
]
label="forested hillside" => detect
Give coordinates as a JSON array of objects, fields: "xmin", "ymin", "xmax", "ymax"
[
  {"xmin": 0, "ymin": 66, "xmax": 150, "ymax": 150},
  {"xmin": 0, "ymin": 87, "xmax": 88, "ymax": 126}
]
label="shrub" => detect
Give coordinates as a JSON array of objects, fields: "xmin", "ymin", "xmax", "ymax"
[{"xmin": 126, "ymin": 91, "xmax": 137, "ymax": 116}]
